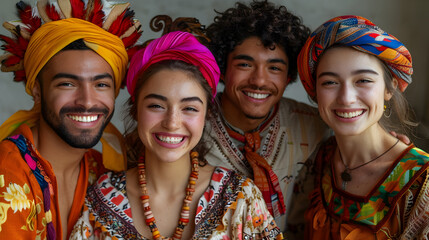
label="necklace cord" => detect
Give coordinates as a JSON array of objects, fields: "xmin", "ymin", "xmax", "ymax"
[
  {"xmin": 339, "ymin": 139, "xmax": 400, "ymax": 171},
  {"xmin": 339, "ymin": 139, "xmax": 400, "ymax": 190}
]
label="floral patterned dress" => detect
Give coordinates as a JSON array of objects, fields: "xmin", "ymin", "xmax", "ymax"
[
  {"xmin": 305, "ymin": 137, "xmax": 429, "ymax": 240},
  {"xmin": 71, "ymin": 167, "xmax": 283, "ymax": 239}
]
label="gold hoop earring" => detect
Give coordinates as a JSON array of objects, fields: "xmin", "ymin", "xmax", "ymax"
[{"xmin": 384, "ymin": 102, "xmax": 392, "ymax": 118}]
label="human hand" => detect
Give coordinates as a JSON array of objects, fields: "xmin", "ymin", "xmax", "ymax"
[{"xmin": 390, "ymin": 131, "xmax": 411, "ymax": 145}]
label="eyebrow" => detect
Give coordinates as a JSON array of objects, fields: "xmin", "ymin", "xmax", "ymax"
[
  {"xmin": 52, "ymin": 73, "xmax": 114, "ymax": 81},
  {"xmin": 352, "ymin": 69, "xmax": 379, "ymax": 75},
  {"xmin": 181, "ymin": 96, "xmax": 203, "ymax": 104},
  {"xmin": 144, "ymin": 94, "xmax": 203, "ymax": 104},
  {"xmin": 318, "ymin": 69, "xmax": 379, "ymax": 79},
  {"xmin": 233, "ymin": 54, "xmax": 287, "ymax": 65}
]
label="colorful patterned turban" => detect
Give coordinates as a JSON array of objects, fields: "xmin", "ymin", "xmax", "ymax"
[
  {"xmin": 25, "ymin": 18, "xmax": 128, "ymax": 97},
  {"xmin": 298, "ymin": 15, "xmax": 413, "ymax": 98},
  {"xmin": 126, "ymin": 31, "xmax": 220, "ymax": 99}
]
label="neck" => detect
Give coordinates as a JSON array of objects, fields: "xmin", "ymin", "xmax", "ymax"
[
  {"xmin": 334, "ymin": 124, "xmax": 399, "ymax": 167},
  {"xmin": 144, "ymin": 151, "xmax": 192, "ymax": 194},
  {"xmin": 33, "ymin": 118, "xmax": 85, "ymax": 174},
  {"xmin": 220, "ymin": 95, "xmax": 271, "ymax": 133}
]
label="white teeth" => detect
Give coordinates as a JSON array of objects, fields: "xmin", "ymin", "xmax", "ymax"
[
  {"xmin": 68, "ymin": 115, "xmax": 98, "ymax": 122},
  {"xmin": 157, "ymin": 135, "xmax": 184, "ymax": 144},
  {"xmin": 245, "ymin": 92, "xmax": 269, "ymax": 99},
  {"xmin": 336, "ymin": 110, "xmax": 364, "ymax": 119}
]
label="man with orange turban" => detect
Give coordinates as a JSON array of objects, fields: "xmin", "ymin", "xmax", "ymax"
[{"xmin": 0, "ymin": 1, "xmax": 141, "ymax": 239}]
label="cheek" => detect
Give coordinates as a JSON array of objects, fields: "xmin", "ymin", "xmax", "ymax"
[
  {"xmin": 98, "ymin": 91, "xmax": 115, "ymax": 111},
  {"xmin": 273, "ymin": 77, "xmax": 288, "ymax": 93},
  {"xmin": 186, "ymin": 114, "xmax": 206, "ymax": 138},
  {"xmin": 316, "ymin": 89, "xmax": 332, "ymax": 109},
  {"xmin": 316, "ymin": 89, "xmax": 334, "ymax": 122},
  {"xmin": 45, "ymin": 92, "xmax": 71, "ymax": 112},
  {"xmin": 225, "ymin": 69, "xmax": 244, "ymax": 87},
  {"xmin": 137, "ymin": 110, "xmax": 157, "ymax": 139}
]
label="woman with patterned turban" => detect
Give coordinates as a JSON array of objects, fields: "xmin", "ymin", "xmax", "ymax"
[
  {"xmin": 297, "ymin": 15, "xmax": 429, "ymax": 239},
  {"xmin": 71, "ymin": 31, "xmax": 283, "ymax": 240}
]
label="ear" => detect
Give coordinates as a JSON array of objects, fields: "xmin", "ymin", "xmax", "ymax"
[
  {"xmin": 384, "ymin": 78, "xmax": 398, "ymax": 101},
  {"xmin": 32, "ymin": 80, "xmax": 42, "ymax": 104}
]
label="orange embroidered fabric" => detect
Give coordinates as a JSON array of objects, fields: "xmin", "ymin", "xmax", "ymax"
[{"xmin": 0, "ymin": 124, "xmax": 105, "ymax": 239}]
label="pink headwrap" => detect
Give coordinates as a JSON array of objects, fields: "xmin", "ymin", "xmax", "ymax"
[{"xmin": 126, "ymin": 31, "xmax": 220, "ymax": 99}]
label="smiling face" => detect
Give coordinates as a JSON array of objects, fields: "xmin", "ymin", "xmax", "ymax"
[
  {"xmin": 136, "ymin": 69, "xmax": 207, "ymax": 163},
  {"xmin": 221, "ymin": 36, "xmax": 289, "ymax": 131},
  {"xmin": 315, "ymin": 47, "xmax": 393, "ymax": 137},
  {"xmin": 34, "ymin": 49, "xmax": 115, "ymax": 148}
]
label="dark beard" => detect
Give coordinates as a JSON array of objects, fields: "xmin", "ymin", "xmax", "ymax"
[{"xmin": 41, "ymin": 98, "xmax": 113, "ymax": 149}]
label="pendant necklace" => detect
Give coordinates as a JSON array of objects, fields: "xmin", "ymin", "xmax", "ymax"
[{"xmin": 339, "ymin": 139, "xmax": 399, "ymax": 190}]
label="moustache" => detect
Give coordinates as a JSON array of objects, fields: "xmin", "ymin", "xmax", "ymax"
[
  {"xmin": 243, "ymin": 85, "xmax": 275, "ymax": 93},
  {"xmin": 59, "ymin": 106, "xmax": 109, "ymax": 116}
]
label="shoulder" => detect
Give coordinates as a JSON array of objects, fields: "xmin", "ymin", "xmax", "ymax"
[
  {"xmin": 395, "ymin": 146, "xmax": 429, "ymax": 176},
  {"xmin": 0, "ymin": 138, "xmax": 20, "ymax": 162},
  {"xmin": 0, "ymin": 125, "xmax": 35, "ymax": 166},
  {"xmin": 85, "ymin": 171, "xmax": 130, "ymax": 219},
  {"xmin": 278, "ymin": 97, "xmax": 329, "ymax": 132},
  {"xmin": 213, "ymin": 167, "xmax": 265, "ymax": 203},
  {"xmin": 86, "ymin": 171, "xmax": 127, "ymax": 204},
  {"xmin": 92, "ymin": 171, "xmax": 126, "ymax": 192},
  {"xmin": 405, "ymin": 147, "xmax": 429, "ymax": 162},
  {"xmin": 210, "ymin": 167, "xmax": 246, "ymax": 188},
  {"xmin": 0, "ymin": 136, "xmax": 33, "ymax": 177},
  {"xmin": 223, "ymin": 170, "xmax": 283, "ymax": 239},
  {"xmin": 278, "ymin": 97, "xmax": 318, "ymax": 116}
]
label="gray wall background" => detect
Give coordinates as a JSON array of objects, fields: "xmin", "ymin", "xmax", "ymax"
[{"xmin": 0, "ymin": 0, "xmax": 428, "ymax": 150}]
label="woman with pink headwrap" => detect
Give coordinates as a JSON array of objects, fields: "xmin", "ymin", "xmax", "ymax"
[
  {"xmin": 71, "ymin": 31, "xmax": 283, "ymax": 239},
  {"xmin": 297, "ymin": 16, "xmax": 429, "ymax": 239}
]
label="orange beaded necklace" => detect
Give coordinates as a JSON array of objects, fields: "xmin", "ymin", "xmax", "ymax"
[{"xmin": 137, "ymin": 151, "xmax": 199, "ymax": 240}]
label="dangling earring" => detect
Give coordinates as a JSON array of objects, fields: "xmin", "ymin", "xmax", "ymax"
[{"xmin": 384, "ymin": 101, "xmax": 392, "ymax": 118}]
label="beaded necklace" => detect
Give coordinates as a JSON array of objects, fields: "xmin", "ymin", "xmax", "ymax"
[{"xmin": 137, "ymin": 151, "xmax": 199, "ymax": 240}]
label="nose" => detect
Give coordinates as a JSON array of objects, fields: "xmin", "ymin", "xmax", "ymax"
[
  {"xmin": 337, "ymin": 83, "xmax": 357, "ymax": 106},
  {"xmin": 161, "ymin": 108, "xmax": 181, "ymax": 130},
  {"xmin": 249, "ymin": 66, "xmax": 268, "ymax": 87},
  {"xmin": 75, "ymin": 84, "xmax": 97, "ymax": 109}
]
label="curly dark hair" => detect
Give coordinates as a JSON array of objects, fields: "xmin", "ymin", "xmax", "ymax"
[{"xmin": 206, "ymin": 0, "xmax": 310, "ymax": 83}]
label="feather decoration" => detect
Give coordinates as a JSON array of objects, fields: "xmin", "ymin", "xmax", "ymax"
[
  {"xmin": 0, "ymin": 35, "xmax": 27, "ymax": 60},
  {"xmin": 126, "ymin": 45, "xmax": 142, "ymax": 62},
  {"xmin": 16, "ymin": 1, "xmax": 41, "ymax": 34},
  {"xmin": 1, "ymin": 62, "xmax": 24, "ymax": 74},
  {"xmin": 70, "ymin": 0, "xmax": 86, "ymax": 19},
  {"xmin": 108, "ymin": 9, "xmax": 137, "ymax": 37},
  {"xmin": 46, "ymin": 4, "xmax": 62, "ymax": 21},
  {"xmin": 120, "ymin": 19, "xmax": 141, "ymax": 39},
  {"xmin": 102, "ymin": 3, "xmax": 130, "ymax": 30},
  {"xmin": 122, "ymin": 30, "xmax": 141, "ymax": 48},
  {"xmin": 107, "ymin": 11, "xmax": 126, "ymax": 36},
  {"xmin": 3, "ymin": 54, "xmax": 21, "ymax": 67},
  {"xmin": 87, "ymin": 0, "xmax": 104, "ymax": 27},
  {"xmin": 13, "ymin": 70, "xmax": 26, "ymax": 82}
]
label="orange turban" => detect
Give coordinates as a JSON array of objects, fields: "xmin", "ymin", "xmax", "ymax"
[{"xmin": 24, "ymin": 18, "xmax": 128, "ymax": 97}]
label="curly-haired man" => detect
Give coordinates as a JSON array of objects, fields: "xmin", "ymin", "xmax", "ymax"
[{"xmin": 203, "ymin": 0, "xmax": 330, "ymax": 236}]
